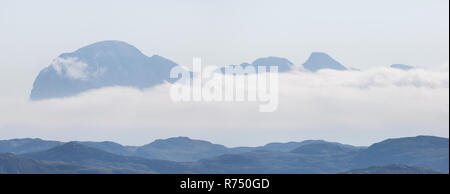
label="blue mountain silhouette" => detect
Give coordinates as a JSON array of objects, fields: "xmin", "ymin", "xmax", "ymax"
[
  {"xmin": 30, "ymin": 40, "xmax": 185, "ymax": 100},
  {"xmin": 302, "ymin": 52, "xmax": 347, "ymax": 72}
]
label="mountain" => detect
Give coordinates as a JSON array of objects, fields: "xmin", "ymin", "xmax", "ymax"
[
  {"xmin": 391, "ymin": 64, "xmax": 414, "ymax": 70},
  {"xmin": 134, "ymin": 137, "xmax": 230, "ymax": 162},
  {"xmin": 342, "ymin": 164, "xmax": 443, "ymax": 174},
  {"xmin": 0, "ymin": 153, "xmax": 112, "ymax": 174},
  {"xmin": 290, "ymin": 142, "xmax": 361, "ymax": 155},
  {"xmin": 351, "ymin": 136, "xmax": 449, "ymax": 173},
  {"xmin": 132, "ymin": 137, "xmax": 362, "ymax": 161},
  {"xmin": 249, "ymin": 57, "xmax": 294, "ymax": 72},
  {"xmin": 262, "ymin": 140, "xmax": 363, "ymax": 152},
  {"xmin": 191, "ymin": 141, "xmax": 364, "ymax": 174},
  {"xmin": 192, "ymin": 149, "xmax": 358, "ymax": 174},
  {"xmin": 0, "ymin": 138, "xmax": 138, "ymax": 156},
  {"xmin": 190, "ymin": 136, "xmax": 448, "ymax": 173},
  {"xmin": 220, "ymin": 56, "xmax": 294, "ymax": 74},
  {"xmin": 23, "ymin": 142, "xmax": 189, "ymax": 173},
  {"xmin": 30, "ymin": 41, "xmax": 356, "ymax": 100},
  {"xmin": 78, "ymin": 137, "xmax": 244, "ymax": 161},
  {"xmin": 1, "ymin": 135, "xmax": 448, "ymax": 174},
  {"xmin": 0, "ymin": 138, "xmax": 62, "ymax": 154},
  {"xmin": 257, "ymin": 140, "xmax": 326, "ymax": 152},
  {"xmin": 30, "ymin": 40, "xmax": 186, "ymax": 100},
  {"xmin": 0, "ymin": 137, "xmax": 352, "ymax": 162},
  {"xmin": 77, "ymin": 141, "xmax": 136, "ymax": 156},
  {"xmin": 302, "ymin": 52, "xmax": 347, "ymax": 72}
]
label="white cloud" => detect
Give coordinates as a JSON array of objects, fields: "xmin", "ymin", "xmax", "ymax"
[
  {"xmin": 51, "ymin": 57, "xmax": 89, "ymax": 80},
  {"xmin": 51, "ymin": 57, "xmax": 106, "ymax": 80},
  {"xmin": 0, "ymin": 67, "xmax": 448, "ymax": 147}
]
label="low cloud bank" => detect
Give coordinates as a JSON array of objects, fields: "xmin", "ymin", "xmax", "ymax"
[{"xmin": 0, "ymin": 67, "xmax": 448, "ymax": 147}]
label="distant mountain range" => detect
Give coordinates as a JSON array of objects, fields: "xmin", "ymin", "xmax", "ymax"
[
  {"xmin": 1, "ymin": 135, "xmax": 447, "ymax": 174},
  {"xmin": 30, "ymin": 40, "xmax": 415, "ymax": 100}
]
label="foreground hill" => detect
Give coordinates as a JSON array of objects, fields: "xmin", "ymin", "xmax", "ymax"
[
  {"xmin": 191, "ymin": 149, "xmax": 359, "ymax": 174},
  {"xmin": 1, "ymin": 137, "xmax": 360, "ymax": 162},
  {"xmin": 0, "ymin": 153, "xmax": 107, "ymax": 174},
  {"xmin": 23, "ymin": 142, "xmax": 190, "ymax": 173},
  {"xmin": 134, "ymin": 137, "xmax": 230, "ymax": 162},
  {"xmin": 290, "ymin": 142, "xmax": 362, "ymax": 155},
  {"xmin": 189, "ymin": 136, "xmax": 448, "ymax": 173},
  {"xmin": 342, "ymin": 164, "xmax": 443, "ymax": 174},
  {"xmin": 0, "ymin": 138, "xmax": 62, "ymax": 154},
  {"xmin": 1, "ymin": 135, "xmax": 447, "ymax": 173},
  {"xmin": 351, "ymin": 136, "xmax": 449, "ymax": 172}
]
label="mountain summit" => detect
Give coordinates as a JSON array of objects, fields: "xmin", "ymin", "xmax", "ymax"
[
  {"xmin": 30, "ymin": 40, "xmax": 183, "ymax": 100},
  {"xmin": 302, "ymin": 52, "xmax": 347, "ymax": 72},
  {"xmin": 220, "ymin": 56, "xmax": 294, "ymax": 74},
  {"xmin": 391, "ymin": 64, "xmax": 414, "ymax": 70},
  {"xmin": 249, "ymin": 56, "xmax": 294, "ymax": 72}
]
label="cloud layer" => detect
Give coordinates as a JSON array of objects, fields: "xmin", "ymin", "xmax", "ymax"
[
  {"xmin": 0, "ymin": 67, "xmax": 448, "ymax": 147},
  {"xmin": 51, "ymin": 57, "xmax": 106, "ymax": 80}
]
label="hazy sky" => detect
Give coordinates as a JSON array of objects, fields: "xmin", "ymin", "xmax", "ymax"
[
  {"xmin": 1, "ymin": 0, "xmax": 449, "ymax": 94},
  {"xmin": 0, "ymin": 0, "xmax": 448, "ymax": 146}
]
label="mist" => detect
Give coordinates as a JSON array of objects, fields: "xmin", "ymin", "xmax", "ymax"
[{"xmin": 0, "ymin": 67, "xmax": 448, "ymax": 147}]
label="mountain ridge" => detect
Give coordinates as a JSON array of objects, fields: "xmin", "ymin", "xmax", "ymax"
[
  {"xmin": 1, "ymin": 135, "xmax": 447, "ymax": 173},
  {"xmin": 302, "ymin": 52, "xmax": 347, "ymax": 72},
  {"xmin": 342, "ymin": 164, "xmax": 443, "ymax": 174},
  {"xmin": 32, "ymin": 41, "xmax": 398, "ymax": 100},
  {"xmin": 1, "ymin": 136, "xmax": 363, "ymax": 162},
  {"xmin": 22, "ymin": 142, "xmax": 188, "ymax": 173}
]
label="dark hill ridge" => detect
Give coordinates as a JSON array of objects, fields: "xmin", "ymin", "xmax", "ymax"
[
  {"xmin": 135, "ymin": 137, "xmax": 229, "ymax": 162},
  {"xmin": 0, "ymin": 136, "xmax": 361, "ymax": 162},
  {"xmin": 193, "ymin": 149, "xmax": 357, "ymax": 174},
  {"xmin": 192, "ymin": 136, "xmax": 448, "ymax": 173},
  {"xmin": 342, "ymin": 164, "xmax": 443, "ymax": 174},
  {"xmin": 0, "ymin": 138, "xmax": 62, "ymax": 154},
  {"xmin": 0, "ymin": 153, "xmax": 112, "ymax": 174},
  {"xmin": 75, "ymin": 141, "xmax": 136, "ymax": 156},
  {"xmin": 1, "ymin": 135, "xmax": 447, "ymax": 173},
  {"xmin": 256, "ymin": 140, "xmax": 327, "ymax": 152},
  {"xmin": 351, "ymin": 136, "xmax": 449, "ymax": 172},
  {"xmin": 291, "ymin": 142, "xmax": 361, "ymax": 155},
  {"xmin": 22, "ymin": 142, "xmax": 188, "ymax": 173},
  {"xmin": 23, "ymin": 141, "xmax": 122, "ymax": 163}
]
